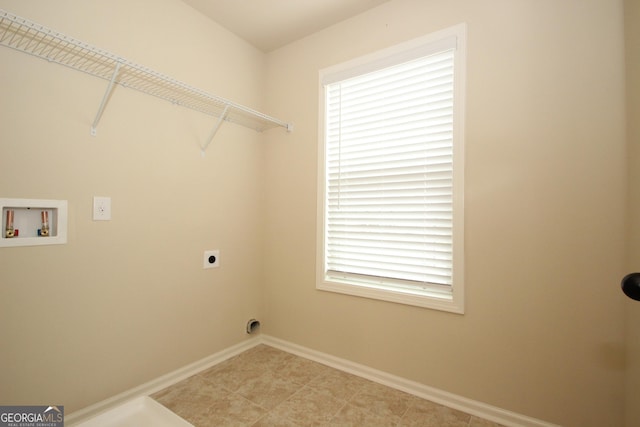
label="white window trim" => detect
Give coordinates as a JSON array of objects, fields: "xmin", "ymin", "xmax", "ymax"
[{"xmin": 316, "ymin": 24, "xmax": 466, "ymax": 314}]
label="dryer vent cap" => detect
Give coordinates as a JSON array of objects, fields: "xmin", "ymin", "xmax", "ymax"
[{"xmin": 246, "ymin": 319, "xmax": 261, "ymax": 334}]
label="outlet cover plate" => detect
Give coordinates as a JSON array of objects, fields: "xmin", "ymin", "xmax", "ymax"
[{"xmin": 93, "ymin": 196, "xmax": 111, "ymax": 221}]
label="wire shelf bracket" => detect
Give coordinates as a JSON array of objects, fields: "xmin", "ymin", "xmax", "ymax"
[
  {"xmin": 0, "ymin": 8, "xmax": 293, "ymax": 150},
  {"xmin": 91, "ymin": 61, "xmax": 122, "ymax": 137},
  {"xmin": 201, "ymin": 104, "xmax": 230, "ymax": 157}
]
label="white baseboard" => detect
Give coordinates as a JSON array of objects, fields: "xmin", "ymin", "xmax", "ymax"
[
  {"xmin": 67, "ymin": 334, "xmax": 559, "ymax": 427},
  {"xmin": 65, "ymin": 337, "xmax": 261, "ymax": 425},
  {"xmin": 261, "ymin": 335, "xmax": 560, "ymax": 427}
]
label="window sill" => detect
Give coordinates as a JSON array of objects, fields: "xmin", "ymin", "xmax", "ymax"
[{"xmin": 317, "ymin": 278, "xmax": 464, "ymax": 314}]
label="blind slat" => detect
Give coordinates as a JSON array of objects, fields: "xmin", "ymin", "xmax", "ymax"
[{"xmin": 324, "ymin": 43, "xmax": 456, "ymax": 288}]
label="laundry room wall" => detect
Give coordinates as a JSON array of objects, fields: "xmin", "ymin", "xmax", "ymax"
[
  {"xmin": 0, "ymin": 0, "xmax": 268, "ymax": 412},
  {"xmin": 262, "ymin": 1, "xmax": 627, "ymax": 426}
]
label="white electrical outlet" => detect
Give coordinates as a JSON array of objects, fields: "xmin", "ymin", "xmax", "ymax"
[
  {"xmin": 93, "ymin": 196, "xmax": 111, "ymax": 221},
  {"xmin": 203, "ymin": 250, "xmax": 220, "ymax": 269}
]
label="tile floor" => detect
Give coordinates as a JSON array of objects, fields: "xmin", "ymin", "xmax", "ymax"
[{"xmin": 152, "ymin": 344, "xmax": 505, "ymax": 427}]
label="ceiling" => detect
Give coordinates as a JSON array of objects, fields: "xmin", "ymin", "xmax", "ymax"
[{"xmin": 180, "ymin": 0, "xmax": 390, "ymax": 52}]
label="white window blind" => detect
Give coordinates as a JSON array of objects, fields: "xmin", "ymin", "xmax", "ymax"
[{"xmin": 318, "ymin": 25, "xmax": 464, "ymax": 312}]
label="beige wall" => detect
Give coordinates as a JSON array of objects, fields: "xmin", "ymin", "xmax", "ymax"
[
  {"xmin": 0, "ymin": 0, "xmax": 633, "ymax": 425},
  {"xmin": 263, "ymin": 1, "xmax": 627, "ymax": 426},
  {"xmin": 625, "ymin": 0, "xmax": 640, "ymax": 425},
  {"xmin": 0, "ymin": 0, "xmax": 266, "ymax": 412}
]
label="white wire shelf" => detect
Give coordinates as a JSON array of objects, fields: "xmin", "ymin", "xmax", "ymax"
[{"xmin": 0, "ymin": 8, "xmax": 292, "ymax": 152}]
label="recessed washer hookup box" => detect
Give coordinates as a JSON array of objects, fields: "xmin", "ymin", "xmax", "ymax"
[{"xmin": 1, "ymin": 198, "xmax": 68, "ymax": 247}]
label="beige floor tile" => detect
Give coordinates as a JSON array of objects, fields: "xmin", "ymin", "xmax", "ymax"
[
  {"xmin": 152, "ymin": 345, "xmax": 496, "ymax": 427},
  {"xmin": 152, "ymin": 374, "xmax": 228, "ymax": 408},
  {"xmin": 235, "ymin": 370, "xmax": 302, "ymax": 409},
  {"xmin": 307, "ymin": 368, "xmax": 371, "ymax": 402},
  {"xmin": 349, "ymin": 380, "xmax": 417, "ymax": 422},
  {"xmin": 186, "ymin": 393, "xmax": 266, "ymax": 426},
  {"xmin": 251, "ymin": 412, "xmax": 300, "ymax": 427},
  {"xmin": 274, "ymin": 354, "xmax": 335, "ymax": 386},
  {"xmin": 399, "ymin": 399, "xmax": 471, "ymax": 427},
  {"xmin": 238, "ymin": 344, "xmax": 296, "ymax": 371},
  {"xmin": 181, "ymin": 410, "xmax": 233, "ymax": 427},
  {"xmin": 269, "ymin": 385, "xmax": 346, "ymax": 425},
  {"xmin": 198, "ymin": 357, "xmax": 265, "ymax": 392},
  {"xmin": 158, "ymin": 398, "xmax": 210, "ymax": 425},
  {"xmin": 469, "ymin": 416, "xmax": 507, "ymax": 427},
  {"xmin": 197, "ymin": 344, "xmax": 293, "ymax": 392},
  {"xmin": 327, "ymin": 403, "xmax": 399, "ymax": 426}
]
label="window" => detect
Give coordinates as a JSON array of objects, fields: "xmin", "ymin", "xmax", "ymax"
[{"xmin": 316, "ymin": 24, "xmax": 465, "ymax": 313}]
